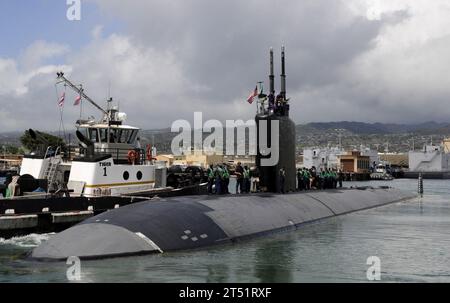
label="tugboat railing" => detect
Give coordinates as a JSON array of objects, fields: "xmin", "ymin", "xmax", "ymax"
[
  {"xmin": 42, "ymin": 146, "xmax": 62, "ymax": 159},
  {"xmin": 76, "ymin": 147, "xmax": 148, "ymax": 165},
  {"xmin": 43, "ymin": 146, "xmax": 51, "ymax": 159}
]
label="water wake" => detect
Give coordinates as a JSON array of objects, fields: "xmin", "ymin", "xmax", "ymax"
[{"xmin": 0, "ymin": 233, "xmax": 54, "ymax": 248}]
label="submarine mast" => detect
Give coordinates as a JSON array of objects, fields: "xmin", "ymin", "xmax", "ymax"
[
  {"xmin": 269, "ymin": 47, "xmax": 275, "ymax": 96},
  {"xmin": 281, "ymin": 46, "xmax": 286, "ymax": 99}
]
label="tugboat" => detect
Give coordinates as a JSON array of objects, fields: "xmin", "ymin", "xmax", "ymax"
[
  {"xmin": 370, "ymin": 162, "xmax": 394, "ymax": 180},
  {"xmin": 18, "ymin": 72, "xmax": 162, "ymax": 198}
]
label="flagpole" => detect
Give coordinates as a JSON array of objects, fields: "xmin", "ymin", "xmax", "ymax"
[{"xmin": 79, "ymin": 85, "xmax": 83, "ymax": 121}]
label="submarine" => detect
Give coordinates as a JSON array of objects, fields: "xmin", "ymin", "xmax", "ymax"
[{"xmin": 31, "ymin": 47, "xmax": 416, "ymax": 260}]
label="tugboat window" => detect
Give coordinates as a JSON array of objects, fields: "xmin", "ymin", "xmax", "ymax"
[
  {"xmin": 128, "ymin": 130, "xmax": 137, "ymax": 144},
  {"xmin": 123, "ymin": 171, "xmax": 130, "ymax": 180},
  {"xmin": 123, "ymin": 130, "xmax": 131, "ymax": 143},
  {"xmin": 108, "ymin": 129, "xmax": 116, "ymax": 143},
  {"xmin": 99, "ymin": 128, "xmax": 108, "ymax": 143},
  {"xmin": 124, "ymin": 130, "xmax": 132, "ymax": 144},
  {"xmin": 137, "ymin": 171, "xmax": 143, "ymax": 180},
  {"xmin": 116, "ymin": 129, "xmax": 124, "ymax": 143},
  {"xmin": 88, "ymin": 128, "xmax": 99, "ymax": 143}
]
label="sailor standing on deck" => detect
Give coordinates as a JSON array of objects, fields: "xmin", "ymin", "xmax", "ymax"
[
  {"xmin": 310, "ymin": 167, "xmax": 317, "ymax": 189},
  {"xmin": 297, "ymin": 168, "xmax": 304, "ymax": 191},
  {"xmin": 215, "ymin": 165, "xmax": 223, "ymax": 195},
  {"xmin": 222, "ymin": 165, "xmax": 230, "ymax": 194},
  {"xmin": 243, "ymin": 166, "xmax": 251, "ymax": 193},
  {"xmin": 304, "ymin": 168, "xmax": 311, "ymax": 190},
  {"xmin": 332, "ymin": 170, "xmax": 338, "ymax": 189},
  {"xmin": 279, "ymin": 167, "xmax": 286, "ymax": 194},
  {"xmin": 207, "ymin": 164, "xmax": 214, "ymax": 194},
  {"xmin": 318, "ymin": 169, "xmax": 325, "ymax": 189},
  {"xmin": 338, "ymin": 169, "xmax": 344, "ymax": 188},
  {"xmin": 235, "ymin": 162, "xmax": 244, "ymax": 194},
  {"xmin": 251, "ymin": 167, "xmax": 259, "ymax": 193}
]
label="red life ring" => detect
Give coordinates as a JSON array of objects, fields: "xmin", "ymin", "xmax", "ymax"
[{"xmin": 127, "ymin": 150, "xmax": 138, "ymax": 164}]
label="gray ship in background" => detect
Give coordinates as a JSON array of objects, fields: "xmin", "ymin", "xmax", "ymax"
[{"xmin": 31, "ymin": 47, "xmax": 416, "ymax": 260}]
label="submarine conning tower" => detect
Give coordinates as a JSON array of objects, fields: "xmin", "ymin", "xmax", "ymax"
[{"xmin": 255, "ymin": 46, "xmax": 296, "ymax": 193}]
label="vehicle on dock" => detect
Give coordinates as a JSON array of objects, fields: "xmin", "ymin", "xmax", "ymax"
[{"xmin": 166, "ymin": 165, "xmax": 208, "ymax": 189}]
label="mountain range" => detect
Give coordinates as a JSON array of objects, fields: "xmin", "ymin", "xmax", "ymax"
[{"xmin": 300, "ymin": 121, "xmax": 450, "ymax": 135}]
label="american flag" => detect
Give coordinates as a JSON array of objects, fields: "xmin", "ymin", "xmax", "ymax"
[
  {"xmin": 58, "ymin": 92, "xmax": 65, "ymax": 107},
  {"xmin": 74, "ymin": 95, "xmax": 82, "ymax": 106},
  {"xmin": 247, "ymin": 86, "xmax": 258, "ymax": 104}
]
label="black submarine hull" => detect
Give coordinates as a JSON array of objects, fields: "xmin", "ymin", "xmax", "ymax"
[{"xmin": 31, "ymin": 187, "xmax": 416, "ymax": 260}]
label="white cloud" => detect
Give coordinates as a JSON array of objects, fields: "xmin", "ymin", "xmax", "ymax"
[
  {"xmin": 91, "ymin": 25, "xmax": 104, "ymax": 40},
  {"xmin": 20, "ymin": 40, "xmax": 69, "ymax": 70},
  {"xmin": 327, "ymin": 0, "xmax": 450, "ymax": 123},
  {"xmin": 0, "ymin": 58, "xmax": 27, "ymax": 96}
]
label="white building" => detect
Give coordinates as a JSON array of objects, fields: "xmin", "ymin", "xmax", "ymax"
[
  {"xmin": 303, "ymin": 146, "xmax": 379, "ymax": 171},
  {"xmin": 360, "ymin": 147, "xmax": 380, "ymax": 167},
  {"xmin": 303, "ymin": 147, "xmax": 345, "ymax": 170},
  {"xmin": 409, "ymin": 144, "xmax": 450, "ymax": 172}
]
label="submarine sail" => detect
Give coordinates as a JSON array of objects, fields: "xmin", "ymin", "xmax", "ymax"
[{"xmin": 256, "ymin": 46, "xmax": 296, "ymax": 192}]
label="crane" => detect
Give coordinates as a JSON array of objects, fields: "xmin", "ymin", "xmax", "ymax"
[{"xmin": 56, "ymin": 72, "xmax": 109, "ymax": 117}]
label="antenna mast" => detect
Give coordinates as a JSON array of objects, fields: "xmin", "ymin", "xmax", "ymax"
[
  {"xmin": 269, "ymin": 47, "xmax": 275, "ymax": 95},
  {"xmin": 280, "ymin": 45, "xmax": 286, "ymax": 99}
]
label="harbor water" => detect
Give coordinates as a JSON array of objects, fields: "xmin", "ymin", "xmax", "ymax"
[{"xmin": 1, "ymin": 179, "xmax": 450, "ymax": 282}]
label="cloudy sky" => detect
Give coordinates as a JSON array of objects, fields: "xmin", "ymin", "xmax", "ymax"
[{"xmin": 1, "ymin": 0, "xmax": 450, "ymax": 132}]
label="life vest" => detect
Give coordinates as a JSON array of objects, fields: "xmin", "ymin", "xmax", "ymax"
[
  {"xmin": 207, "ymin": 168, "xmax": 214, "ymax": 178},
  {"xmin": 223, "ymin": 168, "xmax": 230, "ymax": 179}
]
